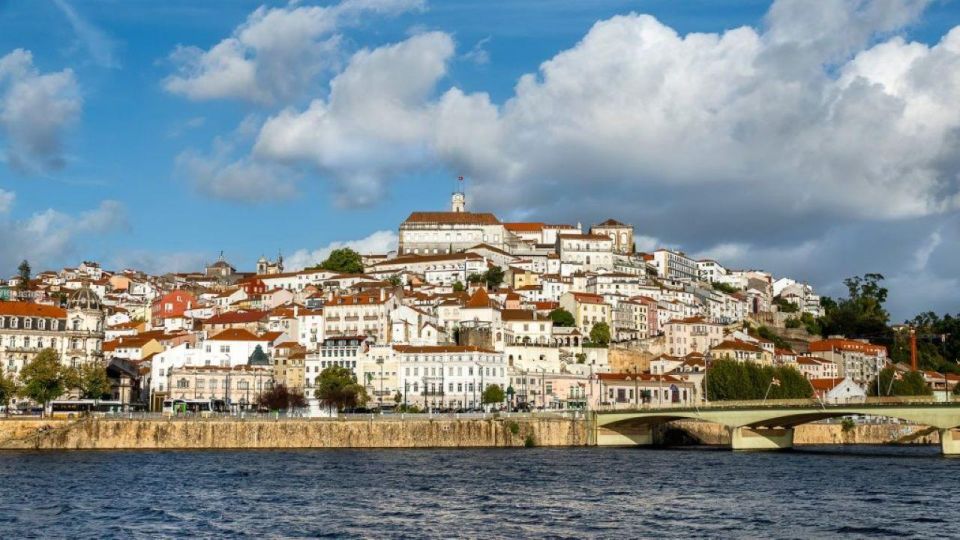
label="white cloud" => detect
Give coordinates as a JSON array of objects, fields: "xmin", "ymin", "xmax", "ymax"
[
  {"xmin": 911, "ymin": 228, "xmax": 942, "ymax": 271},
  {"xmin": 52, "ymin": 0, "xmax": 120, "ymax": 69},
  {"xmin": 0, "ymin": 49, "xmax": 81, "ymax": 172},
  {"xmin": 175, "ymin": 117, "xmax": 299, "ymax": 202},
  {"xmin": 253, "ymin": 31, "xmax": 454, "ymax": 206},
  {"xmin": 463, "ymin": 36, "xmax": 491, "ymax": 65},
  {"xmin": 163, "ymin": 0, "xmax": 424, "ymax": 104},
  {"xmin": 0, "ymin": 196, "xmax": 127, "ymax": 274},
  {"xmin": 286, "ymin": 230, "xmax": 398, "ymax": 271},
  {"xmin": 0, "ymin": 189, "xmax": 13, "ymax": 214},
  {"xmin": 111, "ymin": 250, "xmax": 208, "ymax": 275}
]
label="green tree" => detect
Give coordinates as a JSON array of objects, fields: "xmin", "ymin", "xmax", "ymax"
[
  {"xmin": 482, "ymin": 384, "xmax": 505, "ymax": 405},
  {"xmin": 258, "ymin": 384, "xmax": 307, "ymax": 411},
  {"xmin": 67, "ymin": 362, "xmax": 112, "ymax": 400},
  {"xmin": 467, "ymin": 273, "xmax": 484, "ymax": 285},
  {"xmin": 589, "ymin": 322, "xmax": 611, "ymax": 346},
  {"xmin": 705, "ymin": 359, "xmax": 812, "ymax": 401},
  {"xmin": 316, "ymin": 248, "xmax": 364, "ymax": 274},
  {"xmin": 773, "ymin": 297, "xmax": 799, "ymax": 313},
  {"xmin": 548, "ymin": 308, "xmax": 575, "ymax": 327},
  {"xmin": 16, "ymin": 260, "xmax": 30, "ymax": 292},
  {"xmin": 0, "ymin": 370, "xmax": 19, "ymax": 416},
  {"xmin": 711, "ymin": 282, "xmax": 740, "ymax": 294},
  {"xmin": 868, "ymin": 367, "xmax": 931, "ymax": 397},
  {"xmin": 756, "ymin": 326, "xmax": 791, "ymax": 350},
  {"xmin": 19, "ymin": 349, "xmax": 69, "ymax": 416},
  {"xmin": 386, "ymin": 275, "xmax": 402, "ymax": 286},
  {"xmin": 483, "ymin": 266, "xmax": 505, "ymax": 290},
  {"xmin": 820, "ymin": 273, "xmax": 890, "ymax": 339},
  {"xmin": 394, "ymin": 391, "xmax": 403, "ymax": 405},
  {"xmin": 314, "ymin": 365, "xmax": 368, "ymax": 412},
  {"xmin": 452, "ymin": 281, "xmax": 465, "ymax": 292}
]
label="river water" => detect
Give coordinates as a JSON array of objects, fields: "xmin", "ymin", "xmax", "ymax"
[{"xmin": 0, "ymin": 445, "xmax": 957, "ymax": 538}]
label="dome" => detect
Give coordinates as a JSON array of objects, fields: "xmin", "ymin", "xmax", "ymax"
[{"xmin": 69, "ymin": 286, "xmax": 102, "ymax": 310}]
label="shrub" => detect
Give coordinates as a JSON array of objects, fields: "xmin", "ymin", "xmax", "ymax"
[{"xmin": 508, "ymin": 420, "xmax": 520, "ymax": 435}]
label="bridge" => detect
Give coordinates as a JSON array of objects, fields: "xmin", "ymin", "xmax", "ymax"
[{"xmin": 593, "ymin": 399, "xmax": 960, "ymax": 455}]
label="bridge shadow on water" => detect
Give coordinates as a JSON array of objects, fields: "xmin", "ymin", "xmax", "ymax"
[{"xmin": 616, "ymin": 443, "xmax": 949, "ymax": 459}]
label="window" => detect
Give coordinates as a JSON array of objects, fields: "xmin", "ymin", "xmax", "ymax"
[{"xmin": 177, "ymin": 378, "xmax": 189, "ymax": 389}]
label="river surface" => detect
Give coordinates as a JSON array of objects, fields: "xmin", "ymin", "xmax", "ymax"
[{"xmin": 0, "ymin": 445, "xmax": 957, "ymax": 538}]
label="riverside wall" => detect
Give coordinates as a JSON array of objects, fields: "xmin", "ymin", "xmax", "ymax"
[
  {"xmin": 0, "ymin": 416, "xmax": 589, "ymax": 451},
  {"xmin": 0, "ymin": 416, "xmax": 940, "ymax": 451}
]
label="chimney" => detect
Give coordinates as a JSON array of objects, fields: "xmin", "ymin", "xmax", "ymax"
[{"xmin": 380, "ymin": 287, "xmax": 386, "ymax": 302}]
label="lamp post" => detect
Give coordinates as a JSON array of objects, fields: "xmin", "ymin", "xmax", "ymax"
[{"xmin": 378, "ymin": 357, "xmax": 384, "ymax": 411}]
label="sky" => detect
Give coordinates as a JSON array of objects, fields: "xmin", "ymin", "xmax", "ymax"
[{"xmin": 0, "ymin": 0, "xmax": 959, "ymax": 321}]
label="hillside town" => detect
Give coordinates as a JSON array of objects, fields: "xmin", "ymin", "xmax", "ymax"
[{"xmin": 0, "ymin": 189, "xmax": 953, "ymax": 415}]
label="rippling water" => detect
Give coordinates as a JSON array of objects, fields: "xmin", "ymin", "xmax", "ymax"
[{"xmin": 0, "ymin": 445, "xmax": 957, "ymax": 538}]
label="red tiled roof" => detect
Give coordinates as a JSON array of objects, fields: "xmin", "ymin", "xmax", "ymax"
[
  {"xmin": 208, "ymin": 329, "xmax": 265, "ymax": 342},
  {"xmin": 0, "ymin": 302, "xmax": 65, "ymax": 318},
  {"xmin": 465, "ymin": 287, "xmax": 493, "ymax": 309},
  {"xmin": 403, "ymin": 211, "xmax": 500, "ymax": 225},
  {"xmin": 203, "ymin": 310, "xmax": 267, "ymax": 325}
]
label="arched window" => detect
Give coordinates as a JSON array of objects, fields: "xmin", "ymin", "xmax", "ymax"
[{"xmin": 177, "ymin": 378, "xmax": 189, "ymax": 389}]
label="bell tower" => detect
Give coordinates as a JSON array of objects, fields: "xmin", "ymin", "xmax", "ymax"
[{"xmin": 451, "ymin": 175, "xmax": 466, "ymax": 212}]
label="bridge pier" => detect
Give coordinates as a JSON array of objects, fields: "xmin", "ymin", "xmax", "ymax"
[
  {"xmin": 940, "ymin": 429, "xmax": 960, "ymax": 456},
  {"xmin": 596, "ymin": 423, "xmax": 653, "ymax": 446},
  {"xmin": 730, "ymin": 427, "xmax": 794, "ymax": 451}
]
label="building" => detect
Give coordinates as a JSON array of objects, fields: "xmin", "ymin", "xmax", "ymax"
[
  {"xmin": 398, "ymin": 193, "xmax": 508, "ymax": 255},
  {"xmin": 559, "ymin": 292, "xmax": 612, "ymax": 338},
  {"xmin": 594, "ymin": 372, "xmax": 697, "ymax": 409},
  {"xmin": 710, "ymin": 339, "xmax": 771, "ymax": 365},
  {"xmin": 651, "ymin": 250, "xmax": 699, "ymax": 281},
  {"xmin": 151, "ymin": 290, "xmax": 197, "ymax": 327},
  {"xmin": 663, "ymin": 317, "xmax": 724, "ymax": 357},
  {"xmin": 0, "ymin": 287, "xmax": 105, "ymax": 380},
  {"xmin": 808, "ymin": 339, "xmax": 888, "ymax": 384},
  {"xmin": 557, "ymin": 234, "xmax": 614, "ymax": 272},
  {"xmin": 394, "ymin": 345, "xmax": 507, "ymax": 410},
  {"xmin": 323, "ymin": 290, "xmax": 399, "ymax": 343},
  {"xmin": 810, "ymin": 377, "xmax": 867, "ymax": 404},
  {"xmin": 590, "ymin": 219, "xmax": 634, "ymax": 254}
]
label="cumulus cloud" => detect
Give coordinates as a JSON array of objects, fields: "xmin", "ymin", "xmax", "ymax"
[
  {"xmin": 253, "ymin": 31, "xmax": 453, "ymax": 206},
  {"xmin": 285, "ymin": 230, "xmax": 398, "ymax": 271},
  {"xmin": 163, "ymin": 0, "xmax": 424, "ymax": 104},
  {"xmin": 111, "ymin": 250, "xmax": 209, "ymax": 275},
  {"xmin": 0, "ymin": 49, "xmax": 81, "ymax": 172},
  {"xmin": 0, "ymin": 189, "xmax": 13, "ymax": 214},
  {"xmin": 175, "ymin": 117, "xmax": 299, "ymax": 202},
  {"xmin": 0, "ymin": 197, "xmax": 127, "ymax": 274},
  {"xmin": 52, "ymin": 0, "xmax": 120, "ymax": 69}
]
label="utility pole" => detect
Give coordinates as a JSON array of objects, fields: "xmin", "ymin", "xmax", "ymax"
[{"xmin": 910, "ymin": 327, "xmax": 918, "ymax": 372}]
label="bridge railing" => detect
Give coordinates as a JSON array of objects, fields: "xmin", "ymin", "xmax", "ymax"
[{"xmin": 593, "ymin": 395, "xmax": 943, "ymax": 413}]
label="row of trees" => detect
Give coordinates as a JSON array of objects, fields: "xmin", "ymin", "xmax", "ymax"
[
  {"xmin": 705, "ymin": 359, "xmax": 812, "ymax": 401},
  {"xmin": 0, "ymin": 349, "xmax": 112, "ymax": 416}
]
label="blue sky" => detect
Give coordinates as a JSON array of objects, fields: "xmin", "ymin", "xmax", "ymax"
[{"xmin": 1, "ymin": 0, "xmax": 960, "ymax": 320}]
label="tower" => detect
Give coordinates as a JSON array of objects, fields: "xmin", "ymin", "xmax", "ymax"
[{"xmin": 451, "ymin": 175, "xmax": 465, "ymax": 212}]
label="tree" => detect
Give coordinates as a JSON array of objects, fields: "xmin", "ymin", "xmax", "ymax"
[
  {"xmin": 258, "ymin": 384, "xmax": 307, "ymax": 411},
  {"xmin": 589, "ymin": 322, "xmax": 611, "ymax": 346},
  {"xmin": 467, "ymin": 273, "xmax": 484, "ymax": 285},
  {"xmin": 0, "ymin": 370, "xmax": 19, "ymax": 416},
  {"xmin": 548, "ymin": 308, "xmax": 575, "ymax": 327},
  {"xmin": 482, "ymin": 384, "xmax": 505, "ymax": 405},
  {"xmin": 711, "ymin": 281, "xmax": 739, "ymax": 294},
  {"xmin": 16, "ymin": 260, "xmax": 30, "ymax": 292},
  {"xmin": 773, "ymin": 297, "xmax": 799, "ymax": 313},
  {"xmin": 452, "ymin": 281, "xmax": 465, "ymax": 292},
  {"xmin": 19, "ymin": 349, "xmax": 69, "ymax": 416},
  {"xmin": 314, "ymin": 365, "xmax": 368, "ymax": 412},
  {"xmin": 705, "ymin": 359, "xmax": 812, "ymax": 401},
  {"xmin": 483, "ymin": 266, "xmax": 505, "ymax": 290},
  {"xmin": 386, "ymin": 275, "xmax": 402, "ymax": 286},
  {"xmin": 316, "ymin": 248, "xmax": 364, "ymax": 274},
  {"xmin": 756, "ymin": 326, "xmax": 791, "ymax": 350},
  {"xmin": 868, "ymin": 367, "xmax": 931, "ymax": 397},
  {"xmin": 394, "ymin": 391, "xmax": 403, "ymax": 405},
  {"xmin": 819, "ymin": 273, "xmax": 891, "ymax": 339},
  {"xmin": 67, "ymin": 362, "xmax": 112, "ymax": 400}
]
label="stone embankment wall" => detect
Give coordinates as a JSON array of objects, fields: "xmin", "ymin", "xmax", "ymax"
[
  {"xmin": 0, "ymin": 417, "xmax": 589, "ymax": 451},
  {"xmin": 667, "ymin": 420, "xmax": 940, "ymax": 446}
]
